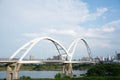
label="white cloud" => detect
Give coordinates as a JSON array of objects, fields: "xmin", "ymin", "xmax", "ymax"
[
  {"xmin": 102, "ymin": 19, "xmax": 120, "ymax": 28},
  {"xmin": 21, "ymin": 19, "xmax": 120, "ymax": 50},
  {"xmin": 79, "ymin": 19, "xmax": 120, "ymax": 39},
  {"xmin": 102, "ymin": 27, "xmax": 115, "ymax": 32},
  {"xmin": 1, "ymin": 0, "xmax": 120, "ymax": 58},
  {"xmin": 22, "ymin": 33, "xmax": 48, "ymax": 38},
  {"xmin": 84, "ymin": 20, "xmax": 120, "ymax": 48},
  {"xmin": 84, "ymin": 8, "xmax": 108, "ymax": 21},
  {"xmin": 96, "ymin": 8, "xmax": 108, "ymax": 16},
  {"xmin": 15, "ymin": 0, "xmax": 108, "ymax": 25},
  {"xmin": 49, "ymin": 29, "xmax": 77, "ymax": 37}
]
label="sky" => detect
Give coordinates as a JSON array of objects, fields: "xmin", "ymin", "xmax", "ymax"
[{"xmin": 0, "ymin": 0, "xmax": 120, "ymax": 59}]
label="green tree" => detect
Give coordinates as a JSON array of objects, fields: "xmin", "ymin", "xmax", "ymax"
[
  {"xmin": 55, "ymin": 73, "xmax": 61, "ymax": 79},
  {"xmin": 86, "ymin": 63, "xmax": 120, "ymax": 76},
  {"xmin": 19, "ymin": 76, "xmax": 31, "ymax": 80}
]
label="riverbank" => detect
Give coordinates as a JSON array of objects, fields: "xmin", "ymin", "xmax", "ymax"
[
  {"xmin": 0, "ymin": 64, "xmax": 60, "ymax": 71},
  {"xmin": 1, "ymin": 63, "xmax": 120, "ymax": 80},
  {"xmin": 0, "ymin": 76, "xmax": 120, "ymax": 80},
  {"xmin": 0, "ymin": 63, "xmax": 93, "ymax": 71},
  {"xmin": 19, "ymin": 76, "xmax": 120, "ymax": 80},
  {"xmin": 0, "ymin": 77, "xmax": 120, "ymax": 80}
]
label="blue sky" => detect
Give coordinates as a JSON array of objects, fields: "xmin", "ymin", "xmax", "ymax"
[{"xmin": 0, "ymin": 0, "xmax": 120, "ymax": 59}]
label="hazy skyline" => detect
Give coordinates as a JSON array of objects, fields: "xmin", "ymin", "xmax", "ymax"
[{"xmin": 0, "ymin": 0, "xmax": 120, "ymax": 59}]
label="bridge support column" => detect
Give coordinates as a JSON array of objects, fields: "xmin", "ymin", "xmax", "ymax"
[
  {"xmin": 6, "ymin": 63, "xmax": 21, "ymax": 80},
  {"xmin": 68, "ymin": 63, "xmax": 73, "ymax": 76},
  {"xmin": 13, "ymin": 63, "xmax": 21, "ymax": 79},
  {"xmin": 62, "ymin": 63, "xmax": 66, "ymax": 76},
  {"xmin": 7, "ymin": 66, "xmax": 13, "ymax": 80},
  {"xmin": 62, "ymin": 63, "xmax": 73, "ymax": 77}
]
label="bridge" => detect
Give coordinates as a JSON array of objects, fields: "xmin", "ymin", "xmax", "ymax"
[
  {"xmin": 0, "ymin": 37, "xmax": 95, "ymax": 80},
  {"xmin": 0, "ymin": 58, "xmax": 94, "ymax": 64}
]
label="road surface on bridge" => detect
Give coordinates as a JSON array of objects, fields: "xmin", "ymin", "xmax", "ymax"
[{"xmin": 0, "ymin": 58, "xmax": 95, "ymax": 64}]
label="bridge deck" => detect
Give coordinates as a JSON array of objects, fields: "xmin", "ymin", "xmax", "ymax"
[{"xmin": 0, "ymin": 59, "xmax": 95, "ymax": 64}]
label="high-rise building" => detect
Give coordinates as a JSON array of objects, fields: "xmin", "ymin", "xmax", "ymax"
[
  {"xmin": 108, "ymin": 54, "xmax": 111, "ymax": 61},
  {"xmin": 99, "ymin": 56, "xmax": 105, "ymax": 61},
  {"xmin": 116, "ymin": 53, "xmax": 120, "ymax": 60}
]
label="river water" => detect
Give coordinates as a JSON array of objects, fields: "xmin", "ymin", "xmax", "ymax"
[{"xmin": 0, "ymin": 70, "xmax": 86, "ymax": 79}]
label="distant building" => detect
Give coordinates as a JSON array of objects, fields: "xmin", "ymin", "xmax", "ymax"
[
  {"xmin": 53, "ymin": 55, "xmax": 62, "ymax": 60},
  {"xmin": 47, "ymin": 55, "xmax": 62, "ymax": 60},
  {"xmin": 105, "ymin": 54, "xmax": 112, "ymax": 61},
  {"xmin": 47, "ymin": 57, "xmax": 52, "ymax": 60},
  {"xmin": 29, "ymin": 55, "xmax": 34, "ymax": 60},
  {"xmin": 113, "ymin": 53, "xmax": 120, "ymax": 63},
  {"xmin": 116, "ymin": 53, "xmax": 120, "ymax": 60},
  {"xmin": 99, "ymin": 56, "xmax": 105, "ymax": 61},
  {"xmin": 108, "ymin": 55, "xmax": 111, "ymax": 61},
  {"xmin": 94, "ymin": 57, "xmax": 100, "ymax": 63}
]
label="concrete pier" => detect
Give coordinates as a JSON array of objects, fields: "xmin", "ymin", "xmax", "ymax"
[
  {"xmin": 7, "ymin": 66, "xmax": 12, "ymax": 80},
  {"xmin": 62, "ymin": 63, "xmax": 73, "ymax": 76},
  {"xmin": 6, "ymin": 63, "xmax": 21, "ymax": 80}
]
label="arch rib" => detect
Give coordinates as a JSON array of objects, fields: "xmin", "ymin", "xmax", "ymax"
[
  {"xmin": 68, "ymin": 38, "xmax": 81, "ymax": 61},
  {"xmin": 81, "ymin": 39, "xmax": 93, "ymax": 61},
  {"xmin": 68, "ymin": 38, "xmax": 92, "ymax": 61},
  {"xmin": 10, "ymin": 37, "xmax": 68, "ymax": 61}
]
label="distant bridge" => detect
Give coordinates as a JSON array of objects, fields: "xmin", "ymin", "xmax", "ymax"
[{"xmin": 0, "ymin": 37, "xmax": 94, "ymax": 80}]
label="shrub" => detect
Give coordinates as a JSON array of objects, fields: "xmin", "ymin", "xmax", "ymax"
[
  {"xmin": 73, "ymin": 74, "xmax": 77, "ymax": 77},
  {"xmin": 86, "ymin": 63, "xmax": 120, "ymax": 76},
  {"xmin": 55, "ymin": 73, "xmax": 61, "ymax": 79},
  {"xmin": 19, "ymin": 76, "xmax": 31, "ymax": 80},
  {"xmin": 62, "ymin": 75, "xmax": 71, "ymax": 80}
]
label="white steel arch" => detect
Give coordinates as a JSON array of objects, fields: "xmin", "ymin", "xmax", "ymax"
[
  {"xmin": 81, "ymin": 39, "xmax": 93, "ymax": 61},
  {"xmin": 68, "ymin": 38, "xmax": 92, "ymax": 61},
  {"xmin": 10, "ymin": 37, "xmax": 69, "ymax": 61}
]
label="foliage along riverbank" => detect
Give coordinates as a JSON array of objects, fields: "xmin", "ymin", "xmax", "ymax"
[
  {"xmin": 19, "ymin": 76, "xmax": 120, "ymax": 80},
  {"xmin": 87, "ymin": 62, "xmax": 120, "ymax": 76},
  {"xmin": 0, "ymin": 63, "xmax": 120, "ymax": 80},
  {"xmin": 0, "ymin": 63, "xmax": 93, "ymax": 71},
  {"xmin": 19, "ymin": 62, "xmax": 120, "ymax": 80}
]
